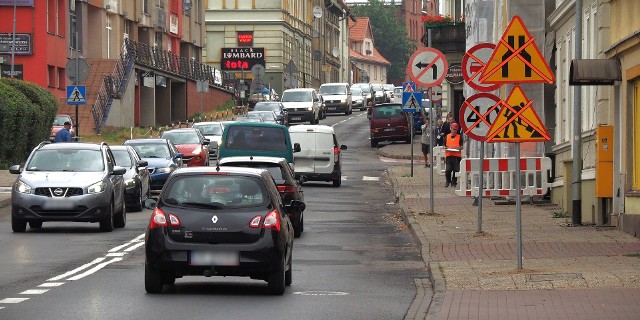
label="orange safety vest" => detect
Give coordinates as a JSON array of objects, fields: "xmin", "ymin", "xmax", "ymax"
[{"xmin": 445, "ymin": 134, "xmax": 462, "ymax": 157}]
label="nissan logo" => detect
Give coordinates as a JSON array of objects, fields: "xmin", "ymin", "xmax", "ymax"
[
  {"xmin": 53, "ymin": 188, "xmax": 64, "ymax": 196},
  {"xmin": 212, "ymin": 215, "xmax": 218, "ymax": 224}
]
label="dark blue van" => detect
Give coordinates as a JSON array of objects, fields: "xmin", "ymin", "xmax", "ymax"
[{"xmin": 218, "ymin": 122, "xmax": 300, "ymax": 165}]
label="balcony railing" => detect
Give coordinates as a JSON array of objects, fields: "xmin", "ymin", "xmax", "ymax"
[{"xmin": 421, "ymin": 23, "xmax": 466, "ymax": 53}]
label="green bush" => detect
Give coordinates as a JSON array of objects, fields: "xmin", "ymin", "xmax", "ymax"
[{"xmin": 0, "ymin": 79, "xmax": 58, "ymax": 168}]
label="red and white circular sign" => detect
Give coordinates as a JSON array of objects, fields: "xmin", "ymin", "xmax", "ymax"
[
  {"xmin": 406, "ymin": 48, "xmax": 448, "ymax": 88},
  {"xmin": 429, "ymin": 85, "xmax": 443, "ymax": 102},
  {"xmin": 459, "ymin": 93, "xmax": 502, "ymax": 141},
  {"xmin": 462, "ymin": 43, "xmax": 501, "ymax": 92}
]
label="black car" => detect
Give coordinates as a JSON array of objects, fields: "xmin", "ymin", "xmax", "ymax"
[
  {"xmin": 144, "ymin": 166, "xmax": 302, "ymax": 295},
  {"xmin": 218, "ymin": 156, "xmax": 306, "ymax": 238},
  {"xmin": 254, "ymin": 101, "xmax": 289, "ymax": 126},
  {"xmin": 110, "ymin": 145, "xmax": 151, "ymax": 212},
  {"xmin": 123, "ymin": 139, "xmax": 184, "ymax": 191}
]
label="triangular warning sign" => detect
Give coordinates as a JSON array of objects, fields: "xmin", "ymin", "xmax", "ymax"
[
  {"xmin": 485, "ymin": 86, "xmax": 550, "ymax": 143},
  {"xmin": 479, "ymin": 16, "xmax": 555, "ymax": 84}
]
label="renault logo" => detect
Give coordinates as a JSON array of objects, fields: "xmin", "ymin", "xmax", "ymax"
[{"xmin": 212, "ymin": 215, "xmax": 218, "ymax": 224}]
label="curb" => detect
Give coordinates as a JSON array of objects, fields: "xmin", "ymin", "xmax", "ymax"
[{"xmin": 0, "ymin": 197, "xmax": 10, "ymax": 211}]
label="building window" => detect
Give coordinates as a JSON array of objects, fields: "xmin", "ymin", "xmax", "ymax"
[
  {"xmin": 374, "ymin": 66, "xmax": 377, "ymax": 80},
  {"xmin": 58, "ymin": 67, "xmax": 66, "ymax": 89},
  {"xmin": 48, "ymin": 65, "xmax": 56, "ymax": 88},
  {"xmin": 633, "ymin": 80, "xmax": 640, "ymax": 190},
  {"xmin": 155, "ymin": 32, "xmax": 164, "ymax": 48},
  {"xmin": 142, "ymin": 0, "xmax": 150, "ymax": 14}
]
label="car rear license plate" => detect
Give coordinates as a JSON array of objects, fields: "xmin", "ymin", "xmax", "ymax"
[
  {"xmin": 291, "ymin": 117, "xmax": 302, "ymax": 121},
  {"xmin": 384, "ymin": 128, "xmax": 395, "ymax": 132},
  {"xmin": 328, "ymin": 107, "xmax": 336, "ymax": 110},
  {"xmin": 190, "ymin": 251, "xmax": 239, "ymax": 266},
  {"xmin": 42, "ymin": 198, "xmax": 74, "ymax": 210}
]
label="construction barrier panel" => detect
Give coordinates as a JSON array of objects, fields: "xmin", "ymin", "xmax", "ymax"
[
  {"xmin": 432, "ymin": 146, "xmax": 446, "ymax": 176},
  {"xmin": 455, "ymin": 157, "xmax": 551, "ymax": 198}
]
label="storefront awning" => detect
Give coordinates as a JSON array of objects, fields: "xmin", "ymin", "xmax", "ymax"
[{"xmin": 570, "ymin": 59, "xmax": 621, "ymax": 85}]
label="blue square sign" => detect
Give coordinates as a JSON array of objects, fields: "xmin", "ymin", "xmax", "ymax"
[{"xmin": 66, "ymin": 85, "xmax": 86, "ymax": 105}]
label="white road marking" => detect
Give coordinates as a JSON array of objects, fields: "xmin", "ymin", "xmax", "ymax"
[
  {"xmin": 47, "ymin": 257, "xmax": 107, "ymax": 281},
  {"xmin": 20, "ymin": 289, "xmax": 49, "ymax": 295},
  {"xmin": 38, "ymin": 282, "xmax": 64, "ymax": 288},
  {"xmin": 67, "ymin": 257, "xmax": 123, "ymax": 281},
  {"xmin": 124, "ymin": 242, "xmax": 145, "ymax": 252},
  {"xmin": 363, "ymin": 176, "xmax": 380, "ymax": 181},
  {"xmin": 106, "ymin": 252, "xmax": 127, "ymax": 257},
  {"xmin": 0, "ymin": 298, "xmax": 29, "ymax": 304}
]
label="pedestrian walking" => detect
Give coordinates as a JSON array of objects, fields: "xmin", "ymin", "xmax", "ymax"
[
  {"xmin": 420, "ymin": 119, "xmax": 431, "ymax": 167},
  {"xmin": 54, "ymin": 121, "xmax": 73, "ymax": 143},
  {"xmin": 444, "ymin": 123, "xmax": 463, "ymax": 188}
]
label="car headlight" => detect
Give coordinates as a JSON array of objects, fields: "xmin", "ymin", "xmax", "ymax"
[
  {"xmin": 156, "ymin": 167, "xmax": 173, "ymax": 173},
  {"xmin": 307, "ymin": 106, "xmax": 313, "ymax": 111},
  {"xmin": 88, "ymin": 181, "xmax": 107, "ymax": 194},
  {"xmin": 124, "ymin": 179, "xmax": 136, "ymax": 187},
  {"xmin": 341, "ymin": 99, "xmax": 346, "ymax": 103},
  {"xmin": 192, "ymin": 146, "xmax": 203, "ymax": 154},
  {"xmin": 16, "ymin": 180, "xmax": 31, "ymax": 194}
]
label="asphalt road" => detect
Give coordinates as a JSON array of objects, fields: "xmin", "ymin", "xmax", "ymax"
[{"xmin": 0, "ymin": 110, "xmax": 427, "ymax": 319}]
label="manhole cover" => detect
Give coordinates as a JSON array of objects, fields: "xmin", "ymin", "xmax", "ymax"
[
  {"xmin": 293, "ymin": 291, "xmax": 349, "ymax": 296},
  {"xmin": 526, "ymin": 273, "xmax": 583, "ymax": 282}
]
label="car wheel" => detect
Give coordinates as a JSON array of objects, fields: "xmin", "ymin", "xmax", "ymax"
[
  {"xmin": 145, "ymin": 263, "xmax": 164, "ymax": 294},
  {"xmin": 99, "ymin": 201, "xmax": 115, "ymax": 232},
  {"xmin": 405, "ymin": 137, "xmax": 412, "ymax": 144},
  {"xmin": 29, "ymin": 221, "xmax": 43, "ymax": 229},
  {"xmin": 370, "ymin": 139, "xmax": 378, "ymax": 148},
  {"xmin": 267, "ymin": 257, "xmax": 286, "ymax": 295},
  {"xmin": 132, "ymin": 186, "xmax": 144, "ymax": 212},
  {"xmin": 333, "ymin": 174, "xmax": 342, "ymax": 187},
  {"xmin": 285, "ymin": 255, "xmax": 292, "ymax": 286},
  {"xmin": 114, "ymin": 197, "xmax": 126, "ymax": 229},
  {"xmin": 293, "ymin": 215, "xmax": 302, "ymax": 238},
  {"xmin": 12, "ymin": 217, "xmax": 27, "ymax": 233}
]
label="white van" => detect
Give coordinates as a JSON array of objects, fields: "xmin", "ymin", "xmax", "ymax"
[{"xmin": 288, "ymin": 125, "xmax": 347, "ymax": 187}]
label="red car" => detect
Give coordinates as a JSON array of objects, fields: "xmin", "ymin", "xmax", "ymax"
[
  {"xmin": 50, "ymin": 114, "xmax": 76, "ymax": 141},
  {"xmin": 369, "ymin": 103, "xmax": 411, "ymax": 147},
  {"xmin": 160, "ymin": 128, "xmax": 210, "ymax": 167}
]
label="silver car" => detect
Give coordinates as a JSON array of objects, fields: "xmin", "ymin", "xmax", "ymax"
[{"xmin": 9, "ymin": 142, "xmax": 127, "ymax": 232}]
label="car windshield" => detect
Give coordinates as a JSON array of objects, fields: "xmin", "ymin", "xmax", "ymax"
[
  {"xmin": 162, "ymin": 131, "xmax": 200, "ymax": 144},
  {"xmin": 26, "ymin": 149, "xmax": 104, "ymax": 172},
  {"xmin": 351, "ymin": 88, "xmax": 362, "ymax": 95},
  {"xmin": 394, "ymin": 88, "xmax": 402, "ymax": 94},
  {"xmin": 52, "ymin": 116, "xmax": 71, "ymax": 126},
  {"xmin": 353, "ymin": 84, "xmax": 371, "ymax": 93},
  {"xmin": 112, "ymin": 150, "xmax": 133, "ymax": 168},
  {"xmin": 225, "ymin": 126, "xmax": 288, "ymax": 152},
  {"xmin": 281, "ymin": 91, "xmax": 311, "ymax": 102},
  {"xmin": 383, "ymin": 84, "xmax": 395, "ymax": 91},
  {"xmin": 163, "ymin": 175, "xmax": 266, "ymax": 209},
  {"xmin": 248, "ymin": 111, "xmax": 275, "ymax": 121},
  {"xmin": 372, "ymin": 105, "xmax": 403, "ymax": 119},
  {"xmin": 319, "ymin": 85, "xmax": 347, "ymax": 95},
  {"xmin": 193, "ymin": 124, "xmax": 223, "ymax": 136},
  {"xmin": 372, "ymin": 84, "xmax": 383, "ymax": 91},
  {"xmin": 254, "ymin": 103, "xmax": 280, "ymax": 112},
  {"xmin": 221, "ymin": 163, "xmax": 285, "ymax": 183},
  {"xmin": 129, "ymin": 143, "xmax": 170, "ymax": 158}
]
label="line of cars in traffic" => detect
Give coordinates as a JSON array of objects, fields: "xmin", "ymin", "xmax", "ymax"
[{"xmin": 11, "ymin": 114, "xmax": 348, "ymax": 295}]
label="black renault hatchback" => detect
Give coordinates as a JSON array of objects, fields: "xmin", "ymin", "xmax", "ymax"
[{"xmin": 144, "ymin": 166, "xmax": 301, "ymax": 295}]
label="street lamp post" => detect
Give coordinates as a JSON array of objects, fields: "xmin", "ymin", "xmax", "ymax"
[{"xmin": 10, "ymin": 0, "xmax": 17, "ymax": 78}]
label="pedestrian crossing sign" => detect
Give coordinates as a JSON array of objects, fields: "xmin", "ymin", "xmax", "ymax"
[
  {"xmin": 402, "ymin": 92, "xmax": 422, "ymax": 113},
  {"xmin": 485, "ymin": 85, "xmax": 550, "ymax": 143},
  {"xmin": 66, "ymin": 85, "xmax": 86, "ymax": 105}
]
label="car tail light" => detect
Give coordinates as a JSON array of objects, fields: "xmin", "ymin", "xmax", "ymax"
[
  {"xmin": 334, "ymin": 146, "xmax": 340, "ymax": 163},
  {"xmin": 263, "ymin": 210, "xmax": 281, "ymax": 231},
  {"xmin": 168, "ymin": 214, "xmax": 180, "ymax": 226},
  {"xmin": 277, "ymin": 185, "xmax": 298, "ymax": 194},
  {"xmin": 249, "ymin": 215, "xmax": 262, "ymax": 228},
  {"xmin": 149, "ymin": 208, "xmax": 167, "ymax": 229}
]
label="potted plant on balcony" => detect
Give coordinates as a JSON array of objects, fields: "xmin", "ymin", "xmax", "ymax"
[{"xmin": 422, "ymin": 15, "xmax": 465, "ymax": 28}]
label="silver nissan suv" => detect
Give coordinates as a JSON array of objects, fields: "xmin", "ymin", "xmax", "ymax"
[{"xmin": 10, "ymin": 141, "xmax": 127, "ymax": 232}]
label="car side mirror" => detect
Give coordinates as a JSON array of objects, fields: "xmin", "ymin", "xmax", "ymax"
[
  {"xmin": 175, "ymin": 152, "xmax": 184, "ymax": 159},
  {"xmin": 340, "ymin": 145, "xmax": 347, "ymax": 150},
  {"xmin": 287, "ymin": 199, "xmax": 306, "ymax": 212},
  {"xmin": 144, "ymin": 198, "xmax": 157, "ymax": 209},
  {"xmin": 9, "ymin": 164, "xmax": 21, "ymax": 174},
  {"xmin": 112, "ymin": 166, "xmax": 127, "ymax": 175},
  {"xmin": 293, "ymin": 143, "xmax": 301, "ymax": 153},
  {"xmin": 137, "ymin": 160, "xmax": 148, "ymax": 167},
  {"xmin": 203, "ymin": 139, "xmax": 210, "ymax": 145},
  {"xmin": 297, "ymin": 175, "xmax": 307, "ymax": 183}
]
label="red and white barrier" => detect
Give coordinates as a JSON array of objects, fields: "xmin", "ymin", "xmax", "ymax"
[{"xmin": 455, "ymin": 157, "xmax": 551, "ymax": 198}]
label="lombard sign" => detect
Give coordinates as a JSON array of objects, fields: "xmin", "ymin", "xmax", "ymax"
[{"xmin": 221, "ymin": 47, "xmax": 265, "ymax": 71}]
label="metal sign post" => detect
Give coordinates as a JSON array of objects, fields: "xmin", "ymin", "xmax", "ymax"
[{"xmin": 515, "ymin": 142, "xmax": 522, "ymax": 269}]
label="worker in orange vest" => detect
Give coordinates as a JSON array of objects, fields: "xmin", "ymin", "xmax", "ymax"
[{"xmin": 444, "ymin": 123, "xmax": 463, "ymax": 188}]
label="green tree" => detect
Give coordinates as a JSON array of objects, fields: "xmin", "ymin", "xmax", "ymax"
[{"xmin": 350, "ymin": 0, "xmax": 416, "ymax": 85}]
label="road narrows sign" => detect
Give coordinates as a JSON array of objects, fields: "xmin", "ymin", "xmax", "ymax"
[
  {"xmin": 462, "ymin": 43, "xmax": 502, "ymax": 92},
  {"xmin": 407, "ymin": 48, "xmax": 448, "ymax": 88},
  {"xmin": 460, "ymin": 93, "xmax": 502, "ymax": 141},
  {"xmin": 485, "ymin": 85, "xmax": 550, "ymax": 142},
  {"xmin": 479, "ymin": 16, "xmax": 555, "ymax": 84}
]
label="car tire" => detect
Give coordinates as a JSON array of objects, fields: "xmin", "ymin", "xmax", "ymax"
[
  {"xmin": 333, "ymin": 174, "xmax": 342, "ymax": 187},
  {"xmin": 294, "ymin": 215, "xmax": 302, "ymax": 238},
  {"xmin": 114, "ymin": 198, "xmax": 126, "ymax": 229},
  {"xmin": 370, "ymin": 139, "xmax": 378, "ymax": 148},
  {"xmin": 267, "ymin": 257, "xmax": 286, "ymax": 295},
  {"xmin": 285, "ymin": 256, "xmax": 292, "ymax": 286},
  {"xmin": 145, "ymin": 263, "xmax": 164, "ymax": 294},
  {"xmin": 12, "ymin": 217, "xmax": 27, "ymax": 233},
  {"xmin": 99, "ymin": 201, "xmax": 115, "ymax": 232},
  {"xmin": 132, "ymin": 186, "xmax": 144, "ymax": 212},
  {"xmin": 29, "ymin": 221, "xmax": 43, "ymax": 229}
]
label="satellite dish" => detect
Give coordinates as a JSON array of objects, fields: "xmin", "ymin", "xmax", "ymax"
[
  {"xmin": 313, "ymin": 6, "xmax": 323, "ymax": 19},
  {"xmin": 332, "ymin": 47, "xmax": 339, "ymax": 57}
]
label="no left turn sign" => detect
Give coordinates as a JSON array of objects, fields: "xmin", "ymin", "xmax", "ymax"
[
  {"xmin": 407, "ymin": 48, "xmax": 448, "ymax": 88},
  {"xmin": 459, "ymin": 93, "xmax": 502, "ymax": 141}
]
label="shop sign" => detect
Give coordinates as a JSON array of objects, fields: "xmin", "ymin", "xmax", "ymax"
[{"xmin": 221, "ymin": 47, "xmax": 265, "ymax": 71}]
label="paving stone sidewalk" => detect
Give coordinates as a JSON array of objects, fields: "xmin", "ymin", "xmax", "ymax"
[{"xmin": 380, "ymin": 140, "xmax": 640, "ymax": 320}]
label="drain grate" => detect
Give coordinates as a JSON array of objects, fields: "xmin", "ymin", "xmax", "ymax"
[{"xmin": 526, "ymin": 273, "xmax": 583, "ymax": 282}]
